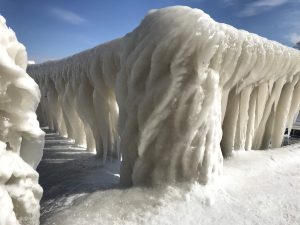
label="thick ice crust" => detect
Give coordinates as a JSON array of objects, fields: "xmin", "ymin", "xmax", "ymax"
[
  {"xmin": 0, "ymin": 16, "xmax": 44, "ymax": 224},
  {"xmin": 28, "ymin": 6, "xmax": 300, "ymax": 186},
  {"xmin": 0, "ymin": 142, "xmax": 42, "ymax": 225}
]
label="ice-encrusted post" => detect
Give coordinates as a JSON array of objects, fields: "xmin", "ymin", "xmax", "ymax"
[{"xmin": 117, "ymin": 7, "xmax": 224, "ymax": 186}]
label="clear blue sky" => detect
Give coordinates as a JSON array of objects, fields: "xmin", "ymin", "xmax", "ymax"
[{"xmin": 1, "ymin": 0, "xmax": 299, "ymax": 63}]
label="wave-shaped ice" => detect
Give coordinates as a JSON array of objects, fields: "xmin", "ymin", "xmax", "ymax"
[
  {"xmin": 0, "ymin": 16, "xmax": 44, "ymax": 224},
  {"xmin": 28, "ymin": 6, "xmax": 300, "ymax": 187}
]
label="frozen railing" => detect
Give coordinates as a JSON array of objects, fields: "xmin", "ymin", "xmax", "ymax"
[
  {"xmin": 28, "ymin": 6, "xmax": 300, "ymax": 187},
  {"xmin": 0, "ymin": 16, "xmax": 44, "ymax": 225},
  {"xmin": 28, "ymin": 39, "xmax": 120, "ymax": 161}
]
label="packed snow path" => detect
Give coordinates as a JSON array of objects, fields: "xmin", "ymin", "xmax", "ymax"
[
  {"xmin": 37, "ymin": 128, "xmax": 120, "ymax": 223},
  {"xmin": 28, "ymin": 6, "xmax": 300, "ymax": 187}
]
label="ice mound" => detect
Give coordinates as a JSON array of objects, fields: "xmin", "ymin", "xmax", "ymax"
[{"xmin": 0, "ymin": 16, "xmax": 44, "ymax": 225}]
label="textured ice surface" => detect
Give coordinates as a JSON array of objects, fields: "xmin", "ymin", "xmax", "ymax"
[
  {"xmin": 28, "ymin": 6, "xmax": 300, "ymax": 187},
  {"xmin": 0, "ymin": 16, "xmax": 44, "ymax": 225}
]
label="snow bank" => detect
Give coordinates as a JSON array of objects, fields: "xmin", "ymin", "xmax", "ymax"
[
  {"xmin": 28, "ymin": 6, "xmax": 300, "ymax": 187},
  {"xmin": 0, "ymin": 16, "xmax": 44, "ymax": 224}
]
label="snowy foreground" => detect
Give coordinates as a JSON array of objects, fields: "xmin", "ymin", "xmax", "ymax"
[{"xmin": 40, "ymin": 131, "xmax": 300, "ymax": 225}]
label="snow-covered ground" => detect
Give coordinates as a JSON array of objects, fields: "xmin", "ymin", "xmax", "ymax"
[{"xmin": 39, "ymin": 129, "xmax": 300, "ymax": 225}]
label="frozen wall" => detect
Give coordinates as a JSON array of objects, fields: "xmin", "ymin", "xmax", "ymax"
[
  {"xmin": 0, "ymin": 16, "xmax": 44, "ymax": 224},
  {"xmin": 28, "ymin": 6, "xmax": 300, "ymax": 187},
  {"xmin": 28, "ymin": 40, "xmax": 120, "ymax": 160}
]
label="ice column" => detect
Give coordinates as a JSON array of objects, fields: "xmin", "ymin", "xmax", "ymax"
[{"xmin": 117, "ymin": 7, "xmax": 224, "ymax": 186}]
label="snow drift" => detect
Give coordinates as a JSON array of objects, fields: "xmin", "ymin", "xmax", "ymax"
[
  {"xmin": 0, "ymin": 16, "xmax": 44, "ymax": 224},
  {"xmin": 28, "ymin": 6, "xmax": 300, "ymax": 187}
]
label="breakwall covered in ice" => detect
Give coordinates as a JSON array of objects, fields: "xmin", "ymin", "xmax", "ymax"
[{"xmin": 28, "ymin": 6, "xmax": 300, "ymax": 187}]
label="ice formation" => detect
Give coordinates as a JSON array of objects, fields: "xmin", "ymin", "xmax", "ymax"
[
  {"xmin": 0, "ymin": 16, "xmax": 44, "ymax": 224},
  {"xmin": 28, "ymin": 6, "xmax": 300, "ymax": 187},
  {"xmin": 28, "ymin": 40, "xmax": 120, "ymax": 160}
]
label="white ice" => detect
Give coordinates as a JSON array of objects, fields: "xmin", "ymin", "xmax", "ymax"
[{"xmin": 0, "ymin": 16, "xmax": 44, "ymax": 225}]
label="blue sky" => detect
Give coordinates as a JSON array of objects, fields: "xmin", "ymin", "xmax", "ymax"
[{"xmin": 1, "ymin": 0, "xmax": 299, "ymax": 63}]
